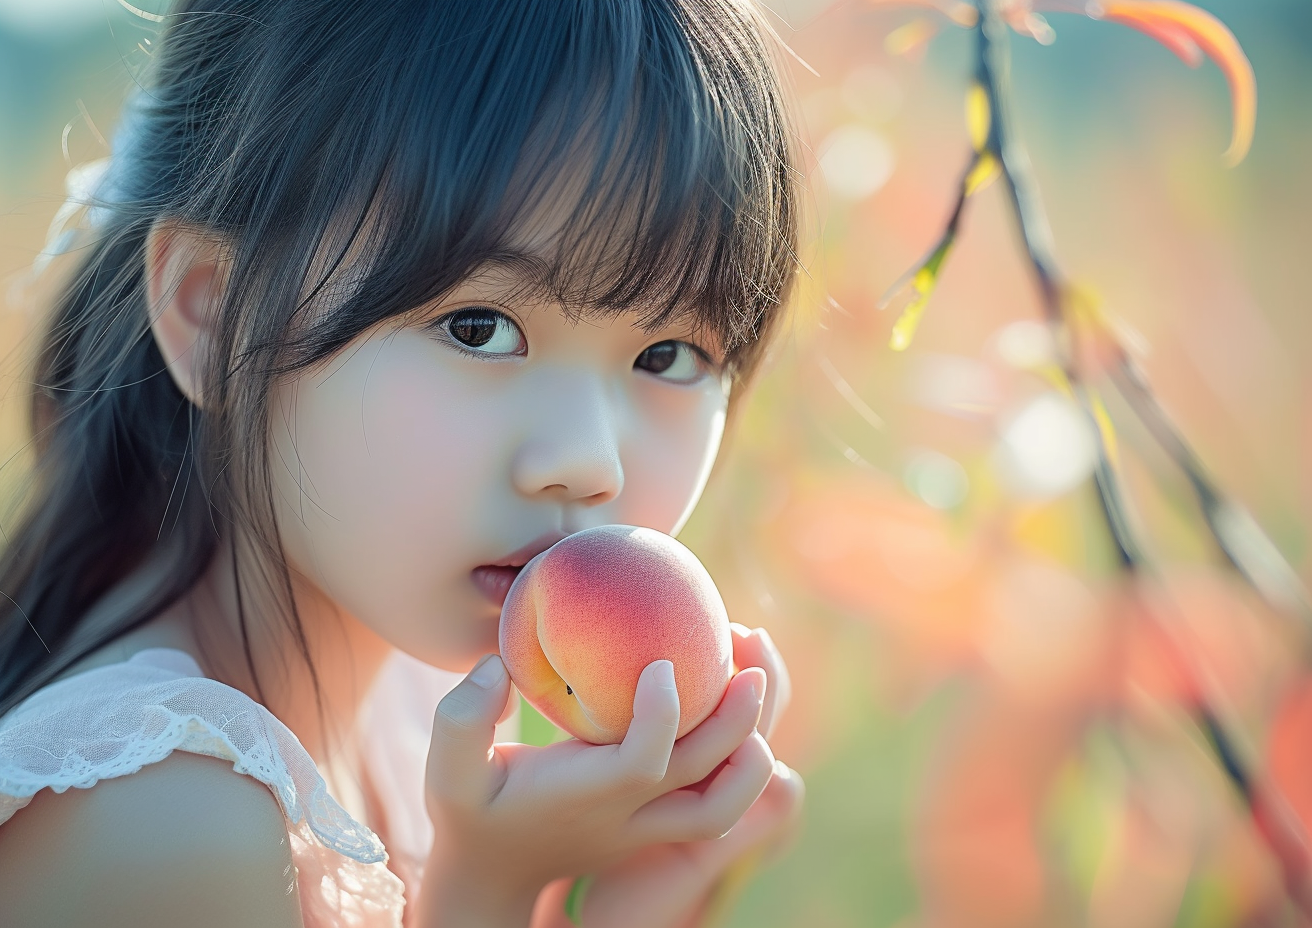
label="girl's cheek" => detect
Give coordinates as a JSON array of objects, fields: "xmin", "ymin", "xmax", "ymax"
[
  {"xmin": 269, "ymin": 326, "xmax": 727, "ymax": 590},
  {"xmin": 619, "ymin": 384, "xmax": 727, "ymax": 535},
  {"xmin": 267, "ymin": 332, "xmax": 508, "ymax": 602}
]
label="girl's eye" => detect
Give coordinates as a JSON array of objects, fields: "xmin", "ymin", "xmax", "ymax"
[
  {"xmin": 437, "ymin": 307, "xmax": 525, "ymax": 356},
  {"xmin": 634, "ymin": 340, "xmax": 708, "ymax": 383}
]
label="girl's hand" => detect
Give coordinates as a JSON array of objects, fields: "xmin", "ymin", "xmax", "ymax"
[
  {"xmin": 416, "ymin": 655, "xmax": 774, "ymax": 926},
  {"xmin": 728, "ymin": 623, "xmax": 792, "ymax": 741},
  {"xmin": 528, "ymin": 624, "xmax": 802, "ymax": 928},
  {"xmin": 531, "ymin": 759, "xmax": 805, "ymax": 928}
]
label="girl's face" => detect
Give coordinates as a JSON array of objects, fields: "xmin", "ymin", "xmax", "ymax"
[{"xmin": 268, "ymin": 263, "xmax": 730, "ymax": 672}]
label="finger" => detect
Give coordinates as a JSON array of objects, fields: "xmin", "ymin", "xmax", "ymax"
[
  {"xmin": 661, "ymin": 667, "xmax": 764, "ymax": 791},
  {"xmin": 730, "ymin": 625, "xmax": 790, "ymax": 740},
  {"xmin": 496, "ymin": 682, "xmax": 519, "ymax": 726},
  {"xmin": 745, "ymin": 761, "xmax": 805, "ymax": 848},
  {"xmin": 425, "ymin": 654, "xmax": 512, "ymax": 807},
  {"xmin": 628, "ymin": 730, "xmax": 775, "ymax": 844},
  {"xmin": 741, "ymin": 761, "xmax": 806, "ymax": 865},
  {"xmin": 607, "ymin": 659, "xmax": 680, "ymax": 796},
  {"xmin": 683, "ymin": 761, "xmax": 806, "ymax": 871},
  {"xmin": 730, "ymin": 624, "xmax": 792, "ymax": 740}
]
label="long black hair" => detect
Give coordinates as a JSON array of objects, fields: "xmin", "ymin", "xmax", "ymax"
[{"xmin": 0, "ymin": 0, "xmax": 800, "ymax": 719}]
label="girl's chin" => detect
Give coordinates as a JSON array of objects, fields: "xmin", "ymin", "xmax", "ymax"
[
  {"xmin": 462, "ymin": 622, "xmax": 504, "ymax": 667},
  {"xmin": 395, "ymin": 622, "xmax": 501, "ymax": 676}
]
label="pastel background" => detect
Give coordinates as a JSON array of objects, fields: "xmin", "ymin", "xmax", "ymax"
[{"xmin": 2, "ymin": 2, "xmax": 1308, "ymax": 926}]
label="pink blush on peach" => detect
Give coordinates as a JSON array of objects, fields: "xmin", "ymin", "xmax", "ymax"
[{"xmin": 498, "ymin": 524, "xmax": 733, "ymax": 744}]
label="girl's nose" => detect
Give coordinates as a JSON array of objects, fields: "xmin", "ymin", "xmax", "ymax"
[{"xmin": 510, "ymin": 374, "xmax": 625, "ymax": 506}]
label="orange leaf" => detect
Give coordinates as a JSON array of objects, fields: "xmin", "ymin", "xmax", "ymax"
[
  {"xmin": 1101, "ymin": 12, "xmax": 1203, "ymax": 66},
  {"xmin": 1091, "ymin": 1, "xmax": 1256, "ymax": 165}
]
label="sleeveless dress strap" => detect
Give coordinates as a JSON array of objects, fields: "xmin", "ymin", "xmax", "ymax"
[{"xmin": 0, "ymin": 648, "xmax": 405, "ymax": 928}]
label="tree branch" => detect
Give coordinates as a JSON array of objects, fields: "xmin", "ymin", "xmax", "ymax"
[{"xmin": 890, "ymin": 0, "xmax": 1312, "ymax": 910}]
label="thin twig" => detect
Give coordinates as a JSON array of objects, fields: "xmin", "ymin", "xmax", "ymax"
[{"xmin": 961, "ymin": 0, "xmax": 1312, "ymax": 910}]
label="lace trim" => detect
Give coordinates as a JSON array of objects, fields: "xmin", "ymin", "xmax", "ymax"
[{"xmin": 0, "ymin": 649, "xmax": 384, "ymax": 863}]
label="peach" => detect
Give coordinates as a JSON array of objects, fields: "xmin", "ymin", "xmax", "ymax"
[{"xmin": 498, "ymin": 525, "xmax": 734, "ymax": 744}]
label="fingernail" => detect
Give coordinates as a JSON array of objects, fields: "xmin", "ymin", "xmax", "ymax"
[
  {"xmin": 652, "ymin": 659, "xmax": 676, "ymax": 689},
  {"xmin": 469, "ymin": 655, "xmax": 504, "ymax": 689}
]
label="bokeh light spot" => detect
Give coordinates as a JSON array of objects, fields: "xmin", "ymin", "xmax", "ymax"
[
  {"xmin": 905, "ymin": 449, "xmax": 969, "ymax": 510},
  {"xmin": 994, "ymin": 393, "xmax": 1098, "ymax": 498},
  {"xmin": 818, "ymin": 124, "xmax": 895, "ymax": 201}
]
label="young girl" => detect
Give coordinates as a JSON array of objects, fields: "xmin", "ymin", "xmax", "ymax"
[{"xmin": 0, "ymin": 0, "xmax": 803, "ymax": 925}]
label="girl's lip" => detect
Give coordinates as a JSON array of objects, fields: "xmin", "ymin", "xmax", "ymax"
[
  {"xmin": 471, "ymin": 565, "xmax": 522, "ymax": 608},
  {"xmin": 486, "ymin": 531, "xmax": 570, "ymax": 569}
]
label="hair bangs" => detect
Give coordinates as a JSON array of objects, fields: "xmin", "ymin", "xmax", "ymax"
[
  {"xmin": 284, "ymin": 0, "xmax": 798, "ymax": 379},
  {"xmin": 0, "ymin": 0, "xmax": 801, "ymax": 726}
]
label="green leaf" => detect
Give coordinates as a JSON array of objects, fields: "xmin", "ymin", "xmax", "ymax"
[
  {"xmin": 519, "ymin": 694, "xmax": 568, "ymax": 747},
  {"xmin": 565, "ymin": 874, "xmax": 596, "ymax": 926},
  {"xmin": 888, "ymin": 237, "xmax": 954, "ymax": 352}
]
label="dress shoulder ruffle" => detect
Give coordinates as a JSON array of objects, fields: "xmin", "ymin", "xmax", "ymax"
[{"xmin": 0, "ymin": 647, "xmax": 405, "ymax": 928}]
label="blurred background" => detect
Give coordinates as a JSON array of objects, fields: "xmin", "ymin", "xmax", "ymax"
[{"xmin": 2, "ymin": 1, "xmax": 1310, "ymax": 926}]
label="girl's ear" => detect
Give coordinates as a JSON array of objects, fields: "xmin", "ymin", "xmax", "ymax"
[{"xmin": 145, "ymin": 221, "xmax": 231, "ymax": 409}]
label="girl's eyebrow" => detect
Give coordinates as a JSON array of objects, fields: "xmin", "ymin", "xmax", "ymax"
[{"xmin": 462, "ymin": 252, "xmax": 556, "ymax": 302}]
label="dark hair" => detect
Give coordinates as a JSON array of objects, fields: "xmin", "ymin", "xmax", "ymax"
[{"xmin": 0, "ymin": 0, "xmax": 800, "ymax": 721}]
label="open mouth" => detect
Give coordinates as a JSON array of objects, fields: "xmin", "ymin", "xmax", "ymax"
[
  {"xmin": 473, "ymin": 531, "xmax": 570, "ymax": 609},
  {"xmin": 471, "ymin": 565, "xmax": 523, "ymax": 608}
]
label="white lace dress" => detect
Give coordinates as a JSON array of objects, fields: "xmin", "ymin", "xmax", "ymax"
[{"xmin": 0, "ymin": 647, "xmax": 472, "ymax": 928}]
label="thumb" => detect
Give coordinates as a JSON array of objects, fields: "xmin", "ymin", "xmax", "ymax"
[{"xmin": 426, "ymin": 654, "xmax": 511, "ymax": 809}]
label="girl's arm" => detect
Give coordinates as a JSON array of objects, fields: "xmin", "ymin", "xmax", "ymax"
[{"xmin": 0, "ymin": 751, "xmax": 304, "ymax": 928}]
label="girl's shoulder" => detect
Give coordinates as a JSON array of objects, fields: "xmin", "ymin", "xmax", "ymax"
[
  {"xmin": 0, "ymin": 648, "xmax": 405, "ymax": 928},
  {"xmin": 0, "ymin": 748, "xmax": 303, "ymax": 927}
]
